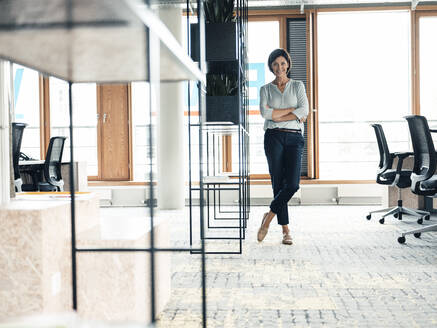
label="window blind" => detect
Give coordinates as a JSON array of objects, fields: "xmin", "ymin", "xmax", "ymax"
[{"xmin": 287, "ymin": 18, "xmax": 308, "ymax": 176}]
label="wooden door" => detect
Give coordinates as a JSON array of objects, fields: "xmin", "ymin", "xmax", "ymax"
[{"xmin": 98, "ymin": 84, "xmax": 130, "ymax": 180}]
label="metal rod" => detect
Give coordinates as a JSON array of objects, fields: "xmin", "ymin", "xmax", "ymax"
[
  {"xmin": 75, "ymin": 247, "xmax": 203, "ymax": 253},
  {"xmin": 197, "ymin": 0, "xmax": 207, "ymax": 324},
  {"xmin": 203, "ymin": 237, "xmax": 243, "ymax": 240},
  {"xmin": 68, "ymin": 81, "xmax": 78, "ymax": 311},
  {"xmin": 187, "ymin": 2, "xmax": 193, "ymax": 248},
  {"xmin": 192, "ymin": 251, "xmax": 243, "ymax": 255},
  {"xmin": 145, "ymin": 26, "xmax": 156, "ymax": 323},
  {"xmin": 191, "ymin": 187, "xmax": 240, "ymax": 191}
]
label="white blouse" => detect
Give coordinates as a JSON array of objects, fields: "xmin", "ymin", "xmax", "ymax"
[{"xmin": 259, "ymin": 79, "xmax": 309, "ymax": 133}]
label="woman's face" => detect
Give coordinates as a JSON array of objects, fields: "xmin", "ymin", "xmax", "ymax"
[{"xmin": 271, "ymin": 56, "xmax": 289, "ymax": 78}]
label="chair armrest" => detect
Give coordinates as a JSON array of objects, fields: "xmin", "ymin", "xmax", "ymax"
[
  {"xmin": 392, "ymin": 151, "xmax": 414, "ymax": 159},
  {"xmin": 392, "ymin": 151, "xmax": 413, "ymax": 178}
]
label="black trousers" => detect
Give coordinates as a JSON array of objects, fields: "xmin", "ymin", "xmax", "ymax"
[{"xmin": 264, "ymin": 129, "xmax": 304, "ymax": 225}]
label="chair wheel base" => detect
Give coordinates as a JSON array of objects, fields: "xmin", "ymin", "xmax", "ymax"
[
  {"xmin": 366, "ymin": 214, "xmax": 371, "ymax": 220},
  {"xmin": 417, "ymin": 218, "xmax": 423, "ymax": 224},
  {"xmin": 379, "ymin": 218, "xmax": 385, "ymax": 224},
  {"xmin": 414, "ymin": 232, "xmax": 421, "ymax": 238},
  {"xmin": 425, "ymin": 215, "xmax": 430, "ymax": 220},
  {"xmin": 398, "ymin": 236, "xmax": 406, "ymax": 244}
]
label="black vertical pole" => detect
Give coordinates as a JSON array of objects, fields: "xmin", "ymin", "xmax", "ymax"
[
  {"xmin": 198, "ymin": 0, "xmax": 207, "ymax": 325},
  {"xmin": 238, "ymin": 0, "xmax": 243, "ymax": 252},
  {"xmin": 187, "ymin": 0, "xmax": 193, "ymax": 248},
  {"xmin": 198, "ymin": 81, "xmax": 207, "ymax": 328},
  {"xmin": 65, "ymin": 0, "xmax": 78, "ymax": 312},
  {"xmin": 145, "ymin": 26, "xmax": 156, "ymax": 323},
  {"xmin": 68, "ymin": 81, "xmax": 78, "ymax": 311}
]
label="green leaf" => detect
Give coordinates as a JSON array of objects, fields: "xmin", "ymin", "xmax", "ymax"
[
  {"xmin": 204, "ymin": 0, "xmax": 235, "ymax": 23},
  {"xmin": 206, "ymin": 73, "xmax": 238, "ymax": 96}
]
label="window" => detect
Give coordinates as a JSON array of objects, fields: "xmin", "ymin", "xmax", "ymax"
[
  {"xmin": 419, "ymin": 15, "xmax": 437, "ymax": 127},
  {"xmin": 49, "ymin": 78, "xmax": 98, "ymax": 176},
  {"xmin": 317, "ymin": 10, "xmax": 411, "ymax": 180},
  {"xmin": 131, "ymin": 82, "xmax": 152, "ymax": 181},
  {"xmin": 13, "ymin": 64, "xmax": 40, "ymax": 159},
  {"xmin": 247, "ymin": 20, "xmax": 280, "ymax": 175}
]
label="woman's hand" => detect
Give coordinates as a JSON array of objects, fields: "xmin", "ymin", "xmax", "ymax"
[{"xmin": 271, "ymin": 107, "xmax": 295, "ymax": 121}]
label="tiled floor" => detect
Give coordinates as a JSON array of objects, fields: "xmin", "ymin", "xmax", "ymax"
[{"xmin": 154, "ymin": 205, "xmax": 437, "ymax": 327}]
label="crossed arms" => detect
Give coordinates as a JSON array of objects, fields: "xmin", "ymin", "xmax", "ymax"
[
  {"xmin": 259, "ymin": 81, "xmax": 309, "ymax": 123},
  {"xmin": 269, "ymin": 106, "xmax": 307, "ymax": 123}
]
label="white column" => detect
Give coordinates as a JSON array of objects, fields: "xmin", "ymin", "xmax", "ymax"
[
  {"xmin": 0, "ymin": 60, "xmax": 11, "ymax": 205},
  {"xmin": 157, "ymin": 7, "xmax": 185, "ymax": 210}
]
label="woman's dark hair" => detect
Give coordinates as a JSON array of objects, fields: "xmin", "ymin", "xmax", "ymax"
[{"xmin": 267, "ymin": 48, "xmax": 292, "ymax": 75}]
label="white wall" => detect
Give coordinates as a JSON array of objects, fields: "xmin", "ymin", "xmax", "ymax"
[{"xmin": 0, "ymin": 60, "xmax": 11, "ymax": 204}]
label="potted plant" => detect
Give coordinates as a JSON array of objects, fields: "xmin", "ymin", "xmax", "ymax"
[
  {"xmin": 205, "ymin": 73, "xmax": 240, "ymax": 124},
  {"xmin": 190, "ymin": 0, "xmax": 238, "ymax": 62}
]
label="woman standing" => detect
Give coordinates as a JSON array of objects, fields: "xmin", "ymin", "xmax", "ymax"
[{"xmin": 257, "ymin": 48, "xmax": 309, "ymax": 245}]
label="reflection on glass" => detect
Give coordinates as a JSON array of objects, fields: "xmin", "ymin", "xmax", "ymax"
[
  {"xmin": 248, "ymin": 20, "xmax": 279, "ymax": 174},
  {"xmin": 13, "ymin": 64, "xmax": 40, "ymax": 159},
  {"xmin": 50, "ymin": 78, "xmax": 98, "ymax": 176},
  {"xmin": 317, "ymin": 11, "xmax": 411, "ymax": 179}
]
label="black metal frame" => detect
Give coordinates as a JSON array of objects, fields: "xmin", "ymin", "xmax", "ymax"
[
  {"xmin": 67, "ymin": 1, "xmax": 207, "ymax": 327},
  {"xmin": 188, "ymin": 0, "xmax": 249, "ymax": 255}
]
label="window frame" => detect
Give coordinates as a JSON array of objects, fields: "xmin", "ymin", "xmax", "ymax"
[
  {"xmin": 30, "ymin": 4, "xmax": 437, "ymax": 184},
  {"xmin": 248, "ymin": 12, "xmax": 315, "ymax": 181},
  {"xmin": 413, "ymin": 9, "xmax": 437, "ymax": 116}
]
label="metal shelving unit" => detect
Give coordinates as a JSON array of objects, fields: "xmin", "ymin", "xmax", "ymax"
[
  {"xmin": 0, "ymin": 0, "xmax": 207, "ymax": 326},
  {"xmin": 188, "ymin": 0, "xmax": 250, "ymax": 255}
]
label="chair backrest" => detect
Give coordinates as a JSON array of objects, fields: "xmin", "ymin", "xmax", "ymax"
[
  {"xmin": 371, "ymin": 124, "xmax": 392, "ymax": 174},
  {"xmin": 405, "ymin": 115, "xmax": 437, "ymax": 194},
  {"xmin": 44, "ymin": 136, "xmax": 67, "ymax": 186},
  {"xmin": 11, "ymin": 122, "xmax": 27, "ymax": 179}
]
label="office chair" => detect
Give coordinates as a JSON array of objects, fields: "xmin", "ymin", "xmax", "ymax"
[
  {"xmin": 38, "ymin": 136, "xmax": 67, "ymax": 192},
  {"xmin": 366, "ymin": 124, "xmax": 429, "ymax": 224},
  {"xmin": 398, "ymin": 115, "xmax": 437, "ymax": 244},
  {"xmin": 11, "ymin": 122, "xmax": 27, "ymax": 192}
]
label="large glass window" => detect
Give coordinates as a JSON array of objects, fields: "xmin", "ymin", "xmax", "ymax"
[
  {"xmin": 13, "ymin": 64, "xmax": 40, "ymax": 159},
  {"xmin": 131, "ymin": 82, "xmax": 152, "ymax": 181},
  {"xmin": 317, "ymin": 11, "xmax": 411, "ymax": 179},
  {"xmin": 419, "ymin": 15, "xmax": 437, "ymax": 129},
  {"xmin": 247, "ymin": 20, "xmax": 279, "ymax": 175},
  {"xmin": 50, "ymin": 78, "xmax": 98, "ymax": 176}
]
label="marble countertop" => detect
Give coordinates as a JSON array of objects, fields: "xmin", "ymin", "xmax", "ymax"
[{"xmin": 1, "ymin": 193, "xmax": 96, "ymax": 211}]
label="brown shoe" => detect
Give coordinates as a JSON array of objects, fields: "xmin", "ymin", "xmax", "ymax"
[
  {"xmin": 282, "ymin": 233, "xmax": 293, "ymax": 245},
  {"xmin": 257, "ymin": 213, "xmax": 269, "ymax": 242}
]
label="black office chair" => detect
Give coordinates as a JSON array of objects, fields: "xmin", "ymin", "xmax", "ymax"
[
  {"xmin": 366, "ymin": 124, "xmax": 429, "ymax": 224},
  {"xmin": 38, "ymin": 136, "xmax": 67, "ymax": 192},
  {"xmin": 11, "ymin": 122, "xmax": 27, "ymax": 192},
  {"xmin": 398, "ymin": 115, "xmax": 437, "ymax": 244}
]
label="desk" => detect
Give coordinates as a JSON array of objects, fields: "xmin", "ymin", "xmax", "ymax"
[{"xmin": 18, "ymin": 160, "xmax": 88, "ymax": 192}]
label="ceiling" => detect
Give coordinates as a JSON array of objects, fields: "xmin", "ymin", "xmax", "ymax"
[{"xmin": 152, "ymin": 0, "xmax": 437, "ymax": 9}]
